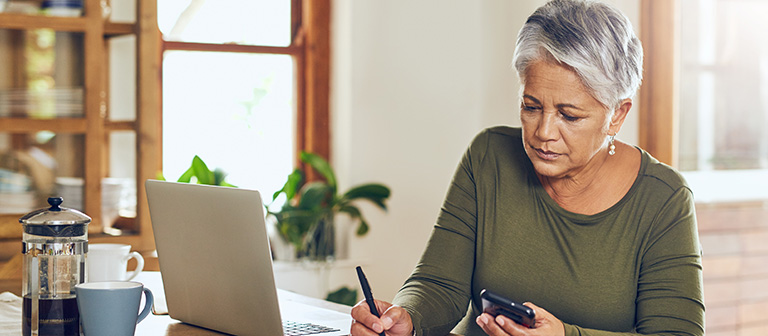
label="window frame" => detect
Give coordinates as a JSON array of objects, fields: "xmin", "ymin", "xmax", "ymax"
[
  {"xmin": 159, "ymin": 0, "xmax": 331, "ymax": 173},
  {"xmin": 135, "ymin": 0, "xmax": 330, "ymax": 249},
  {"xmin": 638, "ymin": 0, "xmax": 679, "ymax": 167}
]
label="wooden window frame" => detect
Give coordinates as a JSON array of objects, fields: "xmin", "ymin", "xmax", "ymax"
[
  {"xmin": 639, "ymin": 0, "xmax": 679, "ymax": 167},
  {"xmin": 296, "ymin": 0, "xmax": 331, "ymax": 181},
  {"xmin": 159, "ymin": 0, "xmax": 331, "ymax": 166},
  {"xmin": 135, "ymin": 0, "xmax": 330, "ymax": 249}
]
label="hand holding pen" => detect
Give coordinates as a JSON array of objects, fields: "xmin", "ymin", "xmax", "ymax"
[
  {"xmin": 350, "ymin": 266, "xmax": 415, "ymax": 336},
  {"xmin": 357, "ymin": 266, "xmax": 386, "ymax": 336}
]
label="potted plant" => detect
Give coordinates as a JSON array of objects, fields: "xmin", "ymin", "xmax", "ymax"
[
  {"xmin": 268, "ymin": 151, "xmax": 390, "ymax": 261},
  {"xmin": 158, "ymin": 155, "xmax": 236, "ymax": 187}
]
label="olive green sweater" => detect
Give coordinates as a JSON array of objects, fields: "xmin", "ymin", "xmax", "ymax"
[{"xmin": 393, "ymin": 127, "xmax": 705, "ymax": 336}]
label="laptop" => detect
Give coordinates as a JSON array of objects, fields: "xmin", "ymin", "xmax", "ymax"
[{"xmin": 145, "ymin": 180, "xmax": 352, "ymax": 336}]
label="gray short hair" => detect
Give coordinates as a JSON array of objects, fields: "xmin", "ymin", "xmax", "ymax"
[{"xmin": 513, "ymin": 0, "xmax": 643, "ymax": 110}]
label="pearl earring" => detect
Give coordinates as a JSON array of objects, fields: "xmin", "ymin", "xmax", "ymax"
[{"xmin": 608, "ymin": 134, "xmax": 616, "ymax": 156}]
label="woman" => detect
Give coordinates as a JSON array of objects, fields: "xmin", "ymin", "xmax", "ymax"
[{"xmin": 351, "ymin": 0, "xmax": 705, "ymax": 335}]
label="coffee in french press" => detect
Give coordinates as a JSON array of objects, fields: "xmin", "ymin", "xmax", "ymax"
[{"xmin": 20, "ymin": 197, "xmax": 90, "ymax": 336}]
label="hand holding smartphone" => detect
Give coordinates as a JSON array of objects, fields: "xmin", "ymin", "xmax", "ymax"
[{"xmin": 480, "ymin": 289, "xmax": 536, "ymax": 328}]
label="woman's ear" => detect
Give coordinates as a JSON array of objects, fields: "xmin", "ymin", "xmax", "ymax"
[{"xmin": 609, "ymin": 98, "xmax": 632, "ymax": 135}]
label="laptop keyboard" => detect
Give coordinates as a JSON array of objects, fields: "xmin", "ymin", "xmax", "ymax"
[{"xmin": 283, "ymin": 321, "xmax": 341, "ymax": 335}]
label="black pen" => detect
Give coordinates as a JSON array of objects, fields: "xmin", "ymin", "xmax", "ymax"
[{"xmin": 356, "ymin": 266, "xmax": 386, "ymax": 336}]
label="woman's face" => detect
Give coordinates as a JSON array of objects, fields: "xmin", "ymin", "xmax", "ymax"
[{"xmin": 520, "ymin": 61, "xmax": 615, "ymax": 179}]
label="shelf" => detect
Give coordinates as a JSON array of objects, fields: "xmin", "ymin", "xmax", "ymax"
[
  {"xmin": 0, "ymin": 13, "xmax": 135, "ymax": 37},
  {"xmin": 0, "ymin": 0, "xmax": 162, "ymax": 264},
  {"xmin": 0, "ymin": 13, "xmax": 87, "ymax": 32},
  {"xmin": 0, "ymin": 118, "xmax": 87, "ymax": 133}
]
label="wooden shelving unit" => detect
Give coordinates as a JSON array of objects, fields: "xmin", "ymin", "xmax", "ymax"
[{"xmin": 0, "ymin": 0, "xmax": 161, "ymax": 260}]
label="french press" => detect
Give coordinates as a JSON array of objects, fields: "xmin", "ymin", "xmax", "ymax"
[{"xmin": 20, "ymin": 197, "xmax": 91, "ymax": 336}]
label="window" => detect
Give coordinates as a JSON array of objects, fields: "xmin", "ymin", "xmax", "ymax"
[
  {"xmin": 677, "ymin": 0, "xmax": 768, "ymax": 202},
  {"xmin": 640, "ymin": 0, "xmax": 768, "ymax": 203},
  {"xmin": 157, "ymin": 0, "xmax": 330, "ymax": 195}
]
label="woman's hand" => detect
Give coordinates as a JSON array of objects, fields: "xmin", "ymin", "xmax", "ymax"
[
  {"xmin": 476, "ymin": 302, "xmax": 564, "ymax": 336},
  {"xmin": 350, "ymin": 299, "xmax": 414, "ymax": 336}
]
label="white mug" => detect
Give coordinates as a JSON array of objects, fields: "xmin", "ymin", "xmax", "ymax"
[{"xmin": 87, "ymin": 244, "xmax": 144, "ymax": 282}]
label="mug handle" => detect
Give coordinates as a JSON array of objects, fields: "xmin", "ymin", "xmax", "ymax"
[
  {"xmin": 124, "ymin": 252, "xmax": 144, "ymax": 281},
  {"xmin": 137, "ymin": 287, "xmax": 154, "ymax": 324}
]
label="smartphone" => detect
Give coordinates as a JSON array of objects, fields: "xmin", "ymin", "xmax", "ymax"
[{"xmin": 480, "ymin": 289, "xmax": 536, "ymax": 328}]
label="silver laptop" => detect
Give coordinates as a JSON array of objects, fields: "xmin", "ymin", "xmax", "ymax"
[{"xmin": 145, "ymin": 180, "xmax": 352, "ymax": 336}]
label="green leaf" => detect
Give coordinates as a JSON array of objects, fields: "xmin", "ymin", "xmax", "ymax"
[
  {"xmin": 272, "ymin": 169, "xmax": 304, "ymax": 202},
  {"xmin": 176, "ymin": 166, "xmax": 194, "ymax": 183},
  {"xmin": 298, "ymin": 182, "xmax": 333, "ymax": 210},
  {"xmin": 355, "ymin": 219, "xmax": 370, "ymax": 236},
  {"xmin": 325, "ymin": 286, "xmax": 358, "ymax": 306},
  {"xmin": 338, "ymin": 205, "xmax": 369, "ymax": 236},
  {"xmin": 276, "ymin": 220, "xmax": 304, "ymax": 249},
  {"xmin": 213, "ymin": 168, "xmax": 232, "ymax": 186},
  {"xmin": 273, "ymin": 208, "xmax": 318, "ymax": 248},
  {"xmin": 191, "ymin": 155, "xmax": 215, "ymax": 185},
  {"xmin": 338, "ymin": 204, "xmax": 361, "ymax": 218},
  {"xmin": 341, "ymin": 184, "xmax": 391, "ymax": 210},
  {"xmin": 300, "ymin": 152, "xmax": 337, "ymax": 190},
  {"xmin": 155, "ymin": 171, "xmax": 167, "ymax": 181}
]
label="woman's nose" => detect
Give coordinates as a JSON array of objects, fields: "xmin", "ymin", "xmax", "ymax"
[{"xmin": 534, "ymin": 112, "xmax": 558, "ymax": 141}]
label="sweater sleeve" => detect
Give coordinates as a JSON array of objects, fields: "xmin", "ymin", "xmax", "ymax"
[
  {"xmin": 564, "ymin": 187, "xmax": 705, "ymax": 336},
  {"xmin": 392, "ymin": 131, "xmax": 488, "ymax": 336}
]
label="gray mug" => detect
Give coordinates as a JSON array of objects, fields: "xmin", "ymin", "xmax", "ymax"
[{"xmin": 75, "ymin": 281, "xmax": 154, "ymax": 336}]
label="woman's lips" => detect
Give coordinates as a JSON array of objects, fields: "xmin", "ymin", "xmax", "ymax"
[{"xmin": 534, "ymin": 148, "xmax": 560, "ymax": 160}]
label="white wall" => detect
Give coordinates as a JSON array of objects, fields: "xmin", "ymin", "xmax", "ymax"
[{"xmin": 332, "ymin": 0, "xmax": 641, "ymax": 300}]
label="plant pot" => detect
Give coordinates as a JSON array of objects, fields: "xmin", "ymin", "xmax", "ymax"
[{"xmin": 299, "ymin": 213, "xmax": 335, "ymax": 261}]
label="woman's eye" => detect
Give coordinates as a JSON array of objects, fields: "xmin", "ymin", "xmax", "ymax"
[
  {"xmin": 561, "ymin": 112, "xmax": 580, "ymax": 122},
  {"xmin": 522, "ymin": 105, "xmax": 540, "ymax": 112}
]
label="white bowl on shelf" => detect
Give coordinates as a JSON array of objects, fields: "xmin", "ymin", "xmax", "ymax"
[
  {"xmin": 41, "ymin": 0, "xmax": 83, "ymax": 17},
  {"xmin": 55, "ymin": 177, "xmax": 84, "ymax": 211}
]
